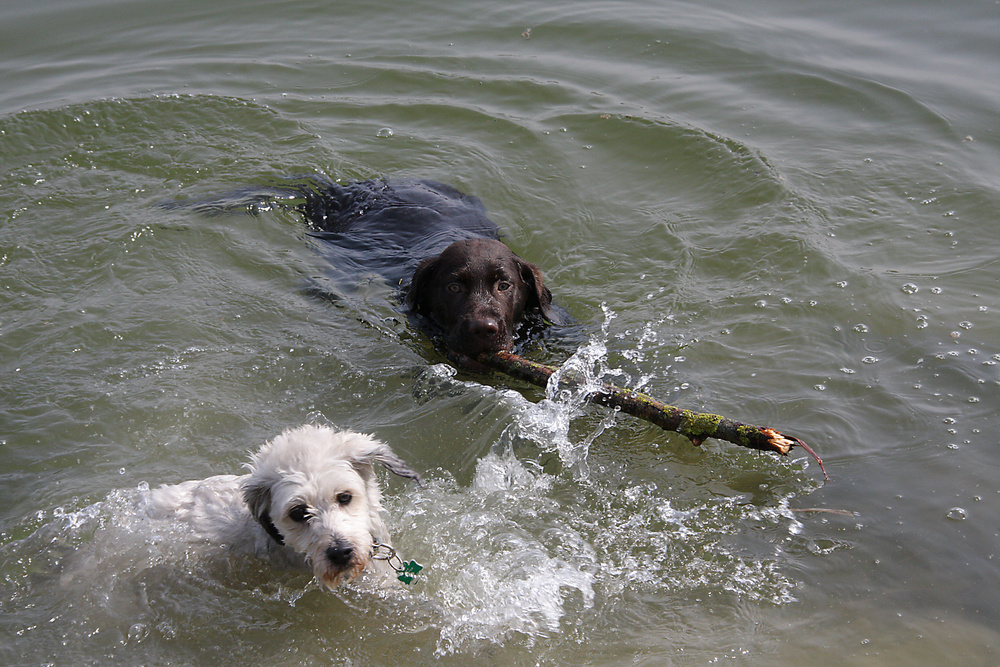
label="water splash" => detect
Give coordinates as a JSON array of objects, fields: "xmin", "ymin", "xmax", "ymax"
[
  {"xmin": 387, "ymin": 440, "xmax": 806, "ymax": 655},
  {"xmin": 506, "ymin": 304, "xmax": 623, "ymax": 479},
  {"xmin": 390, "ymin": 450, "xmax": 597, "ymax": 656},
  {"xmin": 507, "ymin": 336, "xmax": 615, "ymax": 479}
]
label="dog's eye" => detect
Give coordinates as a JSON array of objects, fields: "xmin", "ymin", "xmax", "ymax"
[
  {"xmin": 447, "ymin": 283, "xmax": 462, "ymax": 294},
  {"xmin": 496, "ymin": 280, "xmax": 513, "ymax": 292},
  {"xmin": 336, "ymin": 492, "xmax": 353, "ymax": 506},
  {"xmin": 288, "ymin": 504, "xmax": 311, "ymax": 522}
]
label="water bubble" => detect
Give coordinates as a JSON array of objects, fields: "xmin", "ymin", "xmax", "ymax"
[
  {"xmin": 901, "ymin": 283, "xmax": 919, "ymax": 294},
  {"xmin": 959, "ymin": 321, "xmax": 973, "ymax": 329},
  {"xmin": 853, "ymin": 324, "xmax": 869, "ymax": 333},
  {"xmin": 813, "ymin": 384, "xmax": 826, "ymax": 391},
  {"xmin": 864, "ymin": 340, "xmax": 888, "ymax": 353},
  {"xmin": 376, "ymin": 127, "xmax": 394, "ymax": 138},
  {"xmin": 835, "ymin": 281, "xmax": 848, "ymax": 288},
  {"xmin": 128, "ymin": 623, "xmax": 149, "ymax": 643},
  {"xmin": 862, "ymin": 356, "xmax": 878, "ymax": 364},
  {"xmin": 839, "ymin": 367, "xmax": 856, "ymax": 374},
  {"xmin": 946, "ymin": 507, "xmax": 967, "ymax": 521},
  {"xmin": 119, "ymin": 467, "xmax": 126, "ymax": 475},
  {"xmin": 754, "ymin": 299, "xmax": 767, "ymax": 308},
  {"xmin": 968, "ymin": 396, "xmax": 980, "ymax": 403},
  {"xmin": 930, "ymin": 287, "xmax": 942, "ymax": 294}
]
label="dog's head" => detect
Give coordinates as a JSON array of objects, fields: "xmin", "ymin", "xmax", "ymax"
[
  {"xmin": 406, "ymin": 238, "xmax": 560, "ymax": 362},
  {"xmin": 241, "ymin": 425, "xmax": 420, "ymax": 589}
]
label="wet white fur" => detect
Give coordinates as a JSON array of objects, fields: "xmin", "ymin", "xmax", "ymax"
[{"xmin": 146, "ymin": 424, "xmax": 419, "ymax": 589}]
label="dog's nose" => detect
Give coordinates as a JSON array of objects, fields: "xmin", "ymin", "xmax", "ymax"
[
  {"xmin": 469, "ymin": 316, "xmax": 500, "ymax": 338},
  {"xmin": 325, "ymin": 541, "xmax": 354, "ymax": 568}
]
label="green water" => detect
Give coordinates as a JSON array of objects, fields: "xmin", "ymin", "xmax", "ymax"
[{"xmin": 2, "ymin": 0, "xmax": 999, "ymax": 664}]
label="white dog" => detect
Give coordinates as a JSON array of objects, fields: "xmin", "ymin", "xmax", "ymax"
[{"xmin": 145, "ymin": 424, "xmax": 421, "ymax": 589}]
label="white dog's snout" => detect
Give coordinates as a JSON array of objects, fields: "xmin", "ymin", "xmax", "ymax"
[{"xmin": 325, "ymin": 539, "xmax": 355, "ymax": 568}]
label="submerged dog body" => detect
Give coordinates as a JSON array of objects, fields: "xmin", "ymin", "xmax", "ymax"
[
  {"xmin": 146, "ymin": 424, "xmax": 420, "ymax": 589},
  {"xmin": 174, "ymin": 176, "xmax": 570, "ymax": 364},
  {"xmin": 294, "ymin": 178, "xmax": 567, "ymax": 363}
]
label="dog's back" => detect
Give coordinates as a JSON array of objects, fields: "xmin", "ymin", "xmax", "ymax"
[
  {"xmin": 146, "ymin": 474, "xmax": 298, "ymax": 564},
  {"xmin": 302, "ymin": 178, "xmax": 503, "ymax": 289}
]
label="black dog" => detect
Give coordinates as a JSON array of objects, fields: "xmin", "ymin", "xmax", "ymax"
[
  {"xmin": 205, "ymin": 177, "xmax": 568, "ymax": 367},
  {"xmin": 407, "ymin": 236, "xmax": 560, "ymax": 361}
]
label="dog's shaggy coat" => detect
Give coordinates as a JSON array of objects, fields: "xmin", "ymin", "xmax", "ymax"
[{"xmin": 146, "ymin": 424, "xmax": 420, "ymax": 589}]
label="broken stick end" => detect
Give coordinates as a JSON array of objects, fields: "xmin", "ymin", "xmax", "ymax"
[{"xmin": 762, "ymin": 429, "xmax": 830, "ymax": 482}]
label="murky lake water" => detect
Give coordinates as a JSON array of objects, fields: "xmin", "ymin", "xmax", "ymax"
[{"xmin": 2, "ymin": 0, "xmax": 1000, "ymax": 664}]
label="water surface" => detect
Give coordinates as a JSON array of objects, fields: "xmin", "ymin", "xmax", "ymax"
[{"xmin": 2, "ymin": 0, "xmax": 999, "ymax": 664}]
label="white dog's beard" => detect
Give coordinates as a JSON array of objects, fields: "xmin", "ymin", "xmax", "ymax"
[{"xmin": 307, "ymin": 536, "xmax": 373, "ymax": 589}]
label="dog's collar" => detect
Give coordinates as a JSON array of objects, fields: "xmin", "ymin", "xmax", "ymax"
[
  {"xmin": 259, "ymin": 510, "xmax": 285, "ymax": 546},
  {"xmin": 371, "ymin": 538, "xmax": 423, "ymax": 584}
]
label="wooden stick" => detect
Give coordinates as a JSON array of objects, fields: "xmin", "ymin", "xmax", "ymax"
[{"xmin": 479, "ymin": 350, "xmax": 828, "ymax": 481}]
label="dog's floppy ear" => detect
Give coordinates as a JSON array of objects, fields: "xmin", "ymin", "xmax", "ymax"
[
  {"xmin": 348, "ymin": 436, "xmax": 423, "ymax": 487},
  {"xmin": 242, "ymin": 476, "xmax": 270, "ymax": 520},
  {"xmin": 405, "ymin": 255, "xmax": 439, "ymax": 314},
  {"xmin": 517, "ymin": 258, "xmax": 564, "ymax": 325},
  {"xmin": 370, "ymin": 444, "xmax": 423, "ymax": 486},
  {"xmin": 242, "ymin": 474, "xmax": 285, "ymax": 545}
]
